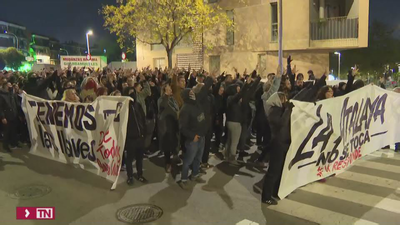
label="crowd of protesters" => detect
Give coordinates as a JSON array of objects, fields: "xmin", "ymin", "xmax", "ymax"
[{"xmin": 1, "ymin": 56, "xmax": 399, "ymax": 205}]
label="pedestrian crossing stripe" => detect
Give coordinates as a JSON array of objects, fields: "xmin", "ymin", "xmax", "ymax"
[
  {"xmin": 300, "ymin": 182, "xmax": 400, "ymax": 214},
  {"xmin": 266, "ymin": 198, "xmax": 379, "ymax": 225}
]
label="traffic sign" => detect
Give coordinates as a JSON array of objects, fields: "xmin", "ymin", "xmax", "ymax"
[
  {"xmin": 86, "ymin": 54, "xmax": 91, "ymax": 60},
  {"xmin": 121, "ymin": 52, "xmax": 126, "ymax": 60}
]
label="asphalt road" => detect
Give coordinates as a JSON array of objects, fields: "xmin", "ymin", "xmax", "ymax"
[{"xmin": 0, "ymin": 144, "xmax": 399, "ymax": 225}]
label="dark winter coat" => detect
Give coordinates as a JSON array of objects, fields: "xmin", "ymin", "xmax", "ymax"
[
  {"xmin": 126, "ymin": 91, "xmax": 146, "ymax": 140},
  {"xmin": 226, "ymin": 83, "xmax": 247, "ymax": 123},
  {"xmin": 145, "ymin": 85, "xmax": 160, "ymax": 120},
  {"xmin": 0, "ymin": 89, "xmax": 20, "ymax": 121},
  {"xmin": 179, "ymin": 89, "xmax": 207, "ymax": 141},
  {"xmin": 25, "ymin": 71, "xmax": 58, "ymax": 100},
  {"xmin": 195, "ymin": 77, "xmax": 214, "ymax": 129},
  {"xmin": 241, "ymin": 75, "xmax": 261, "ymax": 124},
  {"xmin": 158, "ymin": 95, "xmax": 179, "ymax": 138},
  {"xmin": 214, "ymin": 92, "xmax": 224, "ymax": 122}
]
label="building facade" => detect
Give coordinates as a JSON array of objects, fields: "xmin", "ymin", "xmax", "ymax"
[
  {"xmin": 136, "ymin": 0, "xmax": 369, "ymax": 78},
  {"xmin": 0, "ymin": 20, "xmax": 30, "ymax": 55},
  {"xmin": 0, "ymin": 20, "xmax": 87, "ymax": 66}
]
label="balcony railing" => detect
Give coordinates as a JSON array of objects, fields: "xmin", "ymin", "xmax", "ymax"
[{"xmin": 310, "ymin": 17, "xmax": 358, "ymax": 40}]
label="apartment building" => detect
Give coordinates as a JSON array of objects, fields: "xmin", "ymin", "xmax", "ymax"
[
  {"xmin": 0, "ymin": 20, "xmax": 30, "ymax": 55},
  {"xmin": 136, "ymin": 0, "xmax": 369, "ymax": 78},
  {"xmin": 0, "ymin": 20, "xmax": 79, "ymax": 65}
]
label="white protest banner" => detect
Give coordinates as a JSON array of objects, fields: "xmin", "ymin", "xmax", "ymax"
[
  {"xmin": 22, "ymin": 94, "xmax": 130, "ymax": 189},
  {"xmin": 279, "ymin": 85, "xmax": 400, "ymax": 199},
  {"xmin": 60, "ymin": 56, "xmax": 107, "ymax": 69}
]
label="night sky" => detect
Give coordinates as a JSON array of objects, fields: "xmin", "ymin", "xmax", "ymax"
[
  {"xmin": 0, "ymin": 0, "xmax": 399, "ymax": 44},
  {"xmin": 1, "ymin": 0, "xmax": 116, "ymax": 44}
]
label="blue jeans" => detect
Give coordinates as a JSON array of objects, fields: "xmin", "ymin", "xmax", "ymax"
[{"xmin": 181, "ymin": 137, "xmax": 205, "ymax": 181}]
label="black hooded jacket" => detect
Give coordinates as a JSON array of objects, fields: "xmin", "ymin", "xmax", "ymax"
[
  {"xmin": 196, "ymin": 77, "xmax": 214, "ymax": 129},
  {"xmin": 226, "ymin": 83, "xmax": 247, "ymax": 123},
  {"xmin": 179, "ymin": 89, "xmax": 207, "ymax": 141},
  {"xmin": 25, "ymin": 71, "xmax": 58, "ymax": 100},
  {"xmin": 226, "ymin": 75, "xmax": 261, "ymax": 124},
  {"xmin": 125, "ymin": 89, "xmax": 146, "ymax": 140},
  {"xmin": 241, "ymin": 75, "xmax": 261, "ymax": 124}
]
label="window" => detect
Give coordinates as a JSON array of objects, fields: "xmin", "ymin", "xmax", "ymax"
[
  {"xmin": 154, "ymin": 58, "xmax": 166, "ymax": 69},
  {"xmin": 271, "ymin": 3, "xmax": 278, "ymax": 42},
  {"xmin": 226, "ymin": 10, "xmax": 234, "ymax": 46},
  {"xmin": 209, "ymin": 55, "xmax": 220, "ymax": 75}
]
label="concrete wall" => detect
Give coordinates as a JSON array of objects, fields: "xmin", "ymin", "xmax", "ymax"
[
  {"xmin": 265, "ymin": 51, "xmax": 329, "ymax": 79},
  {"xmin": 136, "ymin": 41, "xmax": 193, "ymax": 69},
  {"xmin": 347, "ymin": 0, "xmax": 359, "ymax": 18},
  {"xmin": 282, "ymin": 0, "xmax": 310, "ymax": 51},
  {"xmin": 203, "ymin": 50, "xmax": 329, "ymax": 80},
  {"xmin": 358, "ymin": 0, "xmax": 369, "ymax": 48}
]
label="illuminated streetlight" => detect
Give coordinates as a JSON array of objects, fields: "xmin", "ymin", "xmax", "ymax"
[
  {"xmin": 334, "ymin": 52, "xmax": 341, "ymax": 77},
  {"xmin": 86, "ymin": 30, "xmax": 93, "ymax": 56}
]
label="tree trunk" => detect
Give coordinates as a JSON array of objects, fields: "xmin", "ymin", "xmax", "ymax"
[{"xmin": 167, "ymin": 48, "xmax": 173, "ymax": 69}]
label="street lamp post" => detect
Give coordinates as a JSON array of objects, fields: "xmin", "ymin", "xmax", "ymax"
[
  {"xmin": 334, "ymin": 52, "xmax": 341, "ymax": 77},
  {"xmin": 60, "ymin": 48, "xmax": 69, "ymax": 55},
  {"xmin": 4, "ymin": 31, "xmax": 19, "ymax": 50},
  {"xmin": 86, "ymin": 30, "xmax": 93, "ymax": 56}
]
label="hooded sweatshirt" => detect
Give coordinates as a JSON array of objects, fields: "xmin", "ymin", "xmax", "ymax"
[
  {"xmin": 265, "ymin": 92, "xmax": 285, "ymax": 139},
  {"xmin": 265, "ymin": 92, "xmax": 282, "ymax": 116},
  {"xmin": 262, "ymin": 76, "xmax": 282, "ymax": 116},
  {"xmin": 193, "ymin": 77, "xmax": 214, "ymax": 129},
  {"xmin": 179, "ymin": 89, "xmax": 207, "ymax": 141}
]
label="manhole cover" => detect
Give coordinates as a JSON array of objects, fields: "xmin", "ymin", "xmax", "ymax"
[
  {"xmin": 9, "ymin": 185, "xmax": 51, "ymax": 200},
  {"xmin": 116, "ymin": 204, "xmax": 163, "ymax": 224}
]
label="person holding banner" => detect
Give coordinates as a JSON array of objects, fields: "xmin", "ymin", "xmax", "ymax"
[
  {"xmin": 261, "ymin": 71, "xmax": 327, "ymax": 205},
  {"xmin": 316, "ymin": 85, "xmax": 334, "ymax": 101},
  {"xmin": 261, "ymin": 92, "xmax": 288, "ymax": 205},
  {"xmin": 124, "ymin": 87, "xmax": 148, "ymax": 185}
]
